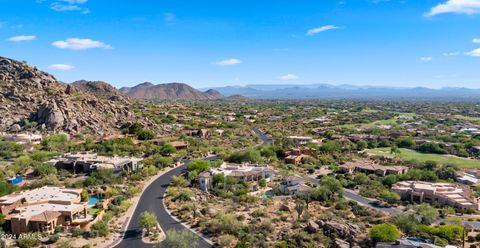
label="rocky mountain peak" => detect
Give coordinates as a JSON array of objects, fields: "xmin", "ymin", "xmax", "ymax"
[{"xmin": 0, "ymin": 56, "xmax": 153, "ymax": 135}]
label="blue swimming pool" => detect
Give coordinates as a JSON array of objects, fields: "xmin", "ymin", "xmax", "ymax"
[
  {"xmin": 260, "ymin": 190, "xmax": 276, "ymax": 198},
  {"xmin": 88, "ymin": 196, "xmax": 102, "ymax": 205}
]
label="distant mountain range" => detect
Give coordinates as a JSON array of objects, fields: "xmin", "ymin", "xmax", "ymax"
[
  {"xmin": 120, "ymin": 82, "xmax": 248, "ymax": 101},
  {"xmin": 203, "ymin": 84, "xmax": 480, "ymax": 100}
]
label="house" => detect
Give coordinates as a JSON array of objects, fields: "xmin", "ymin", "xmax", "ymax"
[
  {"xmin": 197, "ymin": 162, "xmax": 275, "ymax": 192},
  {"xmin": 376, "ymin": 238, "xmax": 445, "ymax": 248},
  {"xmin": 48, "ymin": 152, "xmax": 143, "ymax": 174},
  {"xmin": 0, "ymin": 186, "xmax": 88, "ymax": 235},
  {"xmin": 347, "ymin": 134, "xmax": 378, "ymax": 142},
  {"xmin": 456, "ymin": 169, "xmax": 480, "ymax": 185},
  {"xmin": 181, "ymin": 129, "xmax": 210, "ymax": 138},
  {"xmin": 279, "ymin": 175, "xmax": 310, "ymax": 195},
  {"xmin": 287, "ymin": 136, "xmax": 321, "ymax": 145},
  {"xmin": 222, "ymin": 116, "xmax": 235, "ymax": 122},
  {"xmin": 392, "ymin": 181, "xmax": 479, "ymax": 211},
  {"xmin": 1, "ymin": 132, "xmax": 43, "ymax": 145},
  {"xmin": 283, "ymin": 147, "xmax": 315, "ymax": 165},
  {"xmin": 170, "ymin": 141, "xmax": 189, "ymax": 150},
  {"xmin": 461, "ymin": 127, "xmax": 480, "ymax": 134},
  {"xmin": 340, "ymin": 159, "xmax": 409, "ymax": 176}
]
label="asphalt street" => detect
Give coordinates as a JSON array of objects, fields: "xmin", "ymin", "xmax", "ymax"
[{"xmin": 114, "ymin": 164, "xmax": 213, "ymax": 248}]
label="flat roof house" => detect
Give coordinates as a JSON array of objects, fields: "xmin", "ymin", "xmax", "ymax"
[
  {"xmin": 283, "ymin": 147, "xmax": 315, "ymax": 165},
  {"xmin": 0, "ymin": 186, "xmax": 88, "ymax": 235},
  {"xmin": 279, "ymin": 175, "xmax": 311, "ymax": 195},
  {"xmin": 198, "ymin": 162, "xmax": 275, "ymax": 192},
  {"xmin": 392, "ymin": 181, "xmax": 479, "ymax": 211},
  {"xmin": 48, "ymin": 152, "xmax": 143, "ymax": 174},
  {"xmin": 340, "ymin": 159, "xmax": 408, "ymax": 176},
  {"xmin": 287, "ymin": 136, "xmax": 321, "ymax": 145}
]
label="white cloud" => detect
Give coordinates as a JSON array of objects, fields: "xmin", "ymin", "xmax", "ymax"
[
  {"xmin": 50, "ymin": 0, "xmax": 89, "ymax": 13},
  {"xmin": 473, "ymin": 38, "xmax": 480, "ymax": 43},
  {"xmin": 7, "ymin": 35, "xmax": 36, "ymax": 42},
  {"xmin": 420, "ymin": 56, "xmax": 433, "ymax": 62},
  {"xmin": 164, "ymin": 12, "xmax": 176, "ymax": 22},
  {"xmin": 279, "ymin": 73, "xmax": 299, "ymax": 80},
  {"xmin": 426, "ymin": 0, "xmax": 480, "ymax": 17},
  {"xmin": 306, "ymin": 25, "xmax": 340, "ymax": 36},
  {"xmin": 59, "ymin": 0, "xmax": 88, "ymax": 4},
  {"xmin": 466, "ymin": 48, "xmax": 480, "ymax": 56},
  {"xmin": 51, "ymin": 4, "xmax": 82, "ymax": 11},
  {"xmin": 52, "ymin": 38, "xmax": 112, "ymax": 50},
  {"xmin": 214, "ymin": 58, "xmax": 242, "ymax": 66},
  {"xmin": 48, "ymin": 64, "xmax": 74, "ymax": 70},
  {"xmin": 443, "ymin": 52, "xmax": 460, "ymax": 56}
]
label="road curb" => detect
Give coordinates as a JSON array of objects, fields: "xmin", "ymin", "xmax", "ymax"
[
  {"xmin": 162, "ymin": 186, "xmax": 215, "ymax": 246},
  {"xmin": 108, "ymin": 166, "xmax": 175, "ymax": 248}
]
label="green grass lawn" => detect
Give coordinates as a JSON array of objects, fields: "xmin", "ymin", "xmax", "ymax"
[
  {"xmin": 454, "ymin": 115, "xmax": 480, "ymax": 123},
  {"xmin": 337, "ymin": 118, "xmax": 399, "ymax": 129},
  {"xmin": 366, "ymin": 148, "xmax": 480, "ymax": 168}
]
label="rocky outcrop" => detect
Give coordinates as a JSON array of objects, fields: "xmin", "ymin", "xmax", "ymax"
[
  {"xmin": 72, "ymin": 80, "xmax": 129, "ymax": 103},
  {"xmin": 0, "ymin": 56, "xmax": 154, "ymax": 135},
  {"xmin": 316, "ymin": 220, "xmax": 362, "ymax": 242}
]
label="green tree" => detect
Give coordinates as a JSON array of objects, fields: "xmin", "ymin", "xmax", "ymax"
[
  {"xmin": 415, "ymin": 203, "xmax": 439, "ymax": 225},
  {"xmin": 135, "ymin": 129, "xmax": 155, "ymax": 141},
  {"xmin": 159, "ymin": 229, "xmax": 199, "ymax": 248},
  {"xmin": 33, "ymin": 163, "xmax": 57, "ymax": 177},
  {"xmin": 89, "ymin": 221, "xmax": 110, "ymax": 237},
  {"xmin": 139, "ymin": 211, "xmax": 158, "ymax": 235},
  {"xmin": 320, "ymin": 141, "xmax": 341, "ymax": 153},
  {"xmin": 395, "ymin": 137, "xmax": 415, "ymax": 148},
  {"xmin": 391, "ymin": 213, "xmax": 419, "ymax": 235},
  {"xmin": 80, "ymin": 190, "xmax": 89, "ymax": 202},
  {"xmin": 187, "ymin": 160, "xmax": 211, "ymax": 173},
  {"xmin": 126, "ymin": 122, "xmax": 144, "ymax": 134},
  {"xmin": 258, "ymin": 178, "xmax": 267, "ymax": 188},
  {"xmin": 259, "ymin": 146, "xmax": 276, "ymax": 158},
  {"xmin": 160, "ymin": 144, "xmax": 177, "ymax": 156},
  {"xmin": 370, "ymin": 223, "xmax": 401, "ymax": 242},
  {"xmin": 17, "ymin": 234, "xmax": 41, "ymax": 248},
  {"xmin": 42, "ymin": 134, "xmax": 69, "ymax": 152}
]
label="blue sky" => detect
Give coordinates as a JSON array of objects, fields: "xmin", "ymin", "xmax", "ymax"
[{"xmin": 1, "ymin": 0, "xmax": 480, "ymax": 89}]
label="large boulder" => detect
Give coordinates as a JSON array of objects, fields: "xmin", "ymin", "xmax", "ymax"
[{"xmin": 36, "ymin": 102, "xmax": 65, "ymax": 130}]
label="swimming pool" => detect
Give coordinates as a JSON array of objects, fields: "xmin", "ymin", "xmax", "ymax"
[
  {"xmin": 88, "ymin": 196, "xmax": 102, "ymax": 205},
  {"xmin": 260, "ymin": 190, "xmax": 276, "ymax": 198}
]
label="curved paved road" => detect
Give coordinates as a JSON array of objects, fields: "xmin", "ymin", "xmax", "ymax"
[
  {"xmin": 251, "ymin": 128, "xmax": 273, "ymax": 145},
  {"xmin": 115, "ymin": 164, "xmax": 213, "ymax": 248}
]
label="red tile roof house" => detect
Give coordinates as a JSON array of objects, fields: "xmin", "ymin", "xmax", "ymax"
[
  {"xmin": 0, "ymin": 186, "xmax": 88, "ymax": 235},
  {"xmin": 340, "ymin": 159, "xmax": 409, "ymax": 176}
]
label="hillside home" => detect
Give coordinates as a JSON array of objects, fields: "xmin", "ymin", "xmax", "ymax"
[
  {"xmin": 1, "ymin": 132, "xmax": 43, "ymax": 145},
  {"xmin": 287, "ymin": 136, "xmax": 321, "ymax": 145},
  {"xmin": 340, "ymin": 159, "xmax": 408, "ymax": 176},
  {"xmin": 48, "ymin": 152, "xmax": 143, "ymax": 174},
  {"xmin": 392, "ymin": 181, "xmax": 479, "ymax": 211},
  {"xmin": 283, "ymin": 147, "xmax": 315, "ymax": 165},
  {"xmin": 198, "ymin": 162, "xmax": 275, "ymax": 192},
  {"xmin": 181, "ymin": 129, "xmax": 210, "ymax": 138},
  {"xmin": 0, "ymin": 186, "xmax": 88, "ymax": 235},
  {"xmin": 279, "ymin": 175, "xmax": 311, "ymax": 195},
  {"xmin": 456, "ymin": 169, "xmax": 480, "ymax": 185}
]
